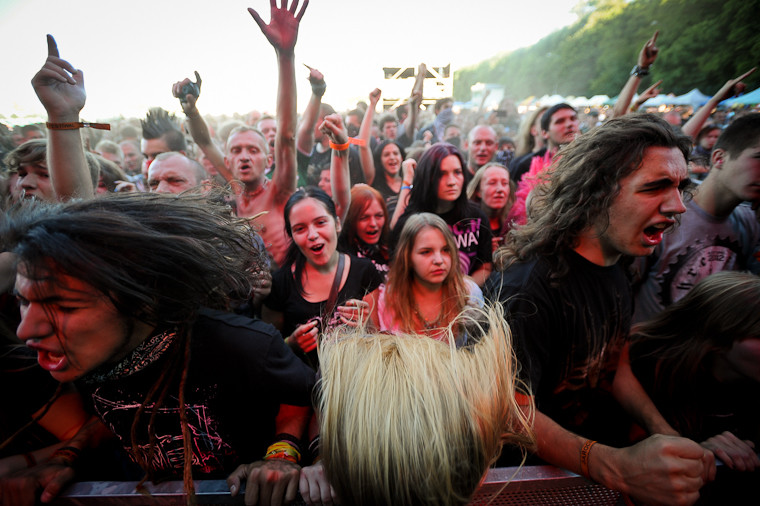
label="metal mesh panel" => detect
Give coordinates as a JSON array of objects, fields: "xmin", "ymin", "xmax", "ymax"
[{"xmin": 56, "ymin": 466, "xmax": 622, "ymax": 505}]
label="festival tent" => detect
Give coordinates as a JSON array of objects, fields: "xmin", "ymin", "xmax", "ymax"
[
  {"xmin": 722, "ymin": 86, "xmax": 760, "ymax": 106},
  {"xmin": 670, "ymin": 89, "xmax": 711, "ymax": 108}
]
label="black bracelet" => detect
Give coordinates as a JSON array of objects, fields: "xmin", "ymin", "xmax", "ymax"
[
  {"xmin": 630, "ymin": 65, "xmax": 650, "ymax": 77},
  {"xmin": 311, "ymin": 81, "xmax": 327, "ymax": 98}
]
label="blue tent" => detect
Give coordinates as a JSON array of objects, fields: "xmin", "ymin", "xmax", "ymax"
[
  {"xmin": 722, "ymin": 86, "xmax": 760, "ymax": 106},
  {"xmin": 671, "ymin": 88, "xmax": 711, "ymax": 108}
]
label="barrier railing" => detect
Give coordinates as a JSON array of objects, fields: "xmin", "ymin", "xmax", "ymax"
[{"xmin": 55, "ymin": 465, "xmax": 623, "ymax": 505}]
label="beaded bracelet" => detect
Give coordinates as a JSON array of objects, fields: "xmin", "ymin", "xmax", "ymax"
[
  {"xmin": 50, "ymin": 446, "xmax": 82, "ymax": 467},
  {"xmin": 46, "ymin": 121, "xmax": 110, "ymax": 131},
  {"xmin": 264, "ymin": 440, "xmax": 301, "ymax": 464},
  {"xmin": 580, "ymin": 439, "xmax": 597, "ymax": 479}
]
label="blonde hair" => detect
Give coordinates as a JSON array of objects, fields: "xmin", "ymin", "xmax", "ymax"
[
  {"xmin": 317, "ymin": 303, "xmax": 535, "ymax": 506},
  {"xmin": 385, "ymin": 213, "xmax": 467, "ymax": 336}
]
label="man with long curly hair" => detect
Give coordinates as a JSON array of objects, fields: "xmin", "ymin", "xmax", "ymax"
[{"xmin": 486, "ymin": 113, "xmax": 716, "ymax": 505}]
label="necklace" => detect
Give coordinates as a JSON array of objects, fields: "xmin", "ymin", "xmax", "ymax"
[
  {"xmin": 413, "ymin": 301, "xmax": 444, "ymax": 330},
  {"xmin": 240, "ymin": 179, "xmax": 268, "ymax": 201}
]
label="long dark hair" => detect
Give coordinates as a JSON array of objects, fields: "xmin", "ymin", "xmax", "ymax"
[
  {"xmin": 1, "ymin": 191, "xmax": 264, "ymax": 501},
  {"xmin": 629, "ymin": 271, "xmax": 760, "ymax": 437},
  {"xmin": 373, "ymin": 140, "xmax": 406, "ymax": 177},
  {"xmin": 405, "ymin": 143, "xmax": 470, "ymax": 217},
  {"xmin": 496, "ymin": 114, "xmax": 692, "ymax": 279},
  {"xmin": 282, "ymin": 186, "xmax": 340, "ymax": 295}
]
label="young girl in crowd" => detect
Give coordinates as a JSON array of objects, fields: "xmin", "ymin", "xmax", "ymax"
[
  {"xmin": 391, "ymin": 143, "xmax": 493, "ymax": 287},
  {"xmin": 369, "ymin": 140, "xmax": 406, "ymax": 216},
  {"xmin": 337, "ymin": 185, "xmax": 390, "ymax": 278},
  {"xmin": 467, "ymin": 163, "xmax": 517, "ymax": 252},
  {"xmin": 263, "ymin": 187, "xmax": 383, "ymax": 366},
  {"xmin": 372, "ymin": 213, "xmax": 483, "ymax": 342},
  {"xmin": 627, "ymin": 272, "xmax": 760, "ymax": 476}
]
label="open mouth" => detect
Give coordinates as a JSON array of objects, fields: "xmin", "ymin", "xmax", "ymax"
[
  {"xmin": 310, "ymin": 243, "xmax": 325, "ymax": 254},
  {"xmin": 34, "ymin": 347, "xmax": 68, "ymax": 372},
  {"xmin": 643, "ymin": 223, "xmax": 670, "ymax": 245}
]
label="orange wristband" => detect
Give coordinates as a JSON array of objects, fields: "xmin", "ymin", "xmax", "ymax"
[
  {"xmin": 580, "ymin": 439, "xmax": 597, "ymax": 479},
  {"xmin": 349, "ymin": 137, "xmax": 366, "ymax": 147},
  {"xmin": 46, "ymin": 121, "xmax": 110, "ymax": 131},
  {"xmin": 329, "ymin": 141, "xmax": 349, "ymax": 151}
]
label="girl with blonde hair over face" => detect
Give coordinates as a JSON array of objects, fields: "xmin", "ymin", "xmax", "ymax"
[
  {"xmin": 316, "ymin": 303, "xmax": 535, "ymax": 506},
  {"xmin": 371, "ymin": 213, "xmax": 482, "ymax": 343}
]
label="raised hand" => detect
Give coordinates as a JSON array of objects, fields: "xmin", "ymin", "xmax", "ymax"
[
  {"xmin": 171, "ymin": 71, "xmax": 202, "ymax": 114},
  {"xmin": 248, "ymin": 0, "xmax": 309, "ymax": 54},
  {"xmin": 31, "ymin": 35, "xmax": 85, "ymax": 121},
  {"xmin": 369, "ymin": 88, "xmax": 382, "ymax": 107},
  {"xmin": 305, "ymin": 65, "xmax": 324, "ymax": 86},
  {"xmin": 715, "ymin": 67, "xmax": 757, "ymax": 102},
  {"xmin": 638, "ymin": 30, "xmax": 659, "ymax": 68},
  {"xmin": 319, "ymin": 114, "xmax": 348, "ymax": 146}
]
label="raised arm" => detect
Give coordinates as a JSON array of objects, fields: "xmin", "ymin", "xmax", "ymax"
[
  {"xmin": 358, "ymin": 88, "xmax": 381, "ymax": 185},
  {"xmin": 31, "ymin": 35, "xmax": 93, "ymax": 201},
  {"xmin": 249, "ymin": 0, "xmax": 309, "ymax": 202},
  {"xmin": 390, "ymin": 158, "xmax": 416, "ymax": 229},
  {"xmin": 296, "ymin": 65, "xmax": 325, "ymax": 156},
  {"xmin": 172, "ymin": 72, "xmax": 232, "ymax": 181},
  {"xmin": 628, "ymin": 79, "xmax": 663, "ymax": 113},
  {"xmin": 319, "ymin": 113, "xmax": 350, "ymax": 221},
  {"xmin": 682, "ymin": 67, "xmax": 756, "ymax": 140},
  {"xmin": 610, "ymin": 31, "xmax": 659, "ymax": 119},
  {"xmin": 402, "ymin": 63, "xmax": 426, "ymax": 140}
]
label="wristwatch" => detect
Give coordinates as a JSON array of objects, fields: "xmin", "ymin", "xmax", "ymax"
[{"xmin": 631, "ymin": 65, "xmax": 650, "ymax": 77}]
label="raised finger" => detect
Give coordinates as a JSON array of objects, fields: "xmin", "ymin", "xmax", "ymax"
[
  {"xmin": 296, "ymin": 0, "xmax": 309, "ymax": 20},
  {"xmin": 735, "ymin": 67, "xmax": 757, "ymax": 82},
  {"xmin": 46, "ymin": 34, "xmax": 59, "ymax": 58},
  {"xmin": 194, "ymin": 70, "xmax": 202, "ymax": 87},
  {"xmin": 248, "ymin": 7, "xmax": 267, "ymax": 31},
  {"xmin": 650, "ymin": 30, "xmax": 659, "ymax": 45},
  {"xmin": 288, "ymin": 0, "xmax": 298, "ymax": 14}
]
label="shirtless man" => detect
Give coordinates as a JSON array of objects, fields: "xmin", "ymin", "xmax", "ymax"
[{"xmin": 173, "ymin": 1, "xmax": 305, "ymax": 267}]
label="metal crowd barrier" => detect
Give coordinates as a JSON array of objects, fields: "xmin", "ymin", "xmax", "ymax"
[{"xmin": 55, "ymin": 465, "xmax": 623, "ymax": 505}]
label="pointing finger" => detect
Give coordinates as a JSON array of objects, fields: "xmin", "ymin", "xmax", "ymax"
[{"xmin": 46, "ymin": 34, "xmax": 59, "ymax": 58}]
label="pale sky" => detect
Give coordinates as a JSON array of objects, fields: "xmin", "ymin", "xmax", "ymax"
[{"xmin": 1, "ymin": 0, "xmax": 579, "ymax": 123}]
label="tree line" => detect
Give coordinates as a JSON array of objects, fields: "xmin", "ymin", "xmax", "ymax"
[{"xmin": 453, "ymin": 0, "xmax": 760, "ymax": 103}]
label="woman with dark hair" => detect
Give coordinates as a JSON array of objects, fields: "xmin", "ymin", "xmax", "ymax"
[
  {"xmin": 369, "ymin": 139, "xmax": 406, "ymax": 216},
  {"xmin": 337, "ymin": 185, "xmax": 390, "ymax": 278},
  {"xmin": 390, "ymin": 143, "xmax": 493, "ymax": 287},
  {"xmin": 263, "ymin": 187, "xmax": 383, "ymax": 366}
]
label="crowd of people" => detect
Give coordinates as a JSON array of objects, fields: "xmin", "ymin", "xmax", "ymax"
[{"xmin": 1, "ymin": 2, "xmax": 759, "ymax": 505}]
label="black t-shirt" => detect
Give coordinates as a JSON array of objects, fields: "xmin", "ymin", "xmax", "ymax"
[
  {"xmin": 300, "ymin": 145, "xmax": 365, "ymax": 187},
  {"xmin": 485, "ymin": 251, "xmax": 633, "ymax": 445},
  {"xmin": 392, "ymin": 202, "xmax": 493, "ymax": 277},
  {"xmin": 75, "ymin": 308, "xmax": 315, "ymax": 480},
  {"xmin": 371, "ymin": 175, "xmax": 400, "ymax": 219},
  {"xmin": 265, "ymin": 256, "xmax": 383, "ymax": 339},
  {"xmin": 508, "ymin": 147, "xmax": 546, "ymax": 183}
]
